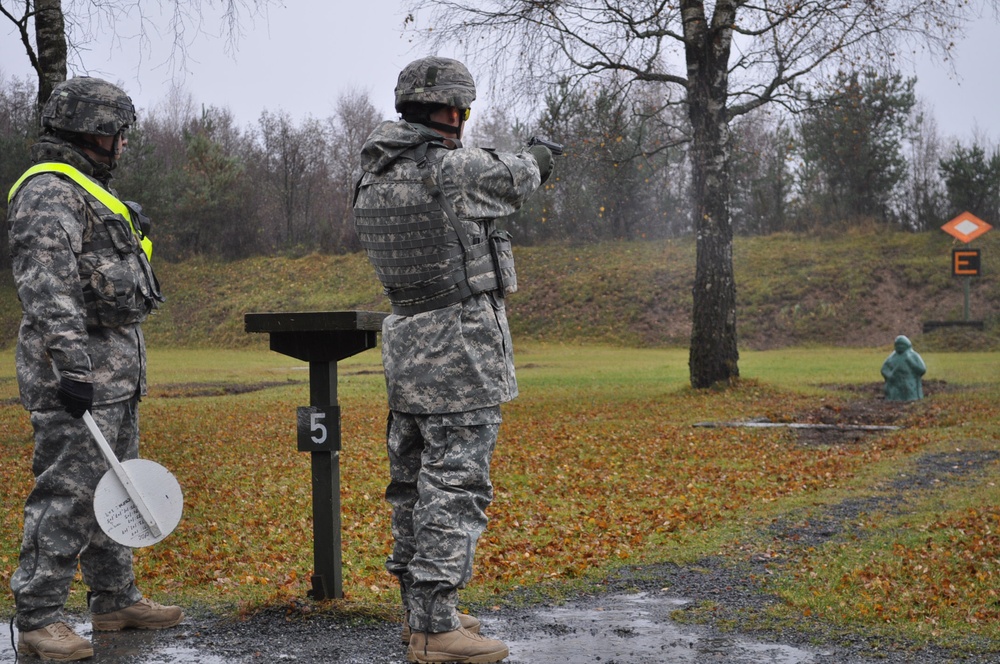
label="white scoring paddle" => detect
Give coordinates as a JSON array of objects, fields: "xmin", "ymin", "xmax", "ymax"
[{"xmin": 84, "ymin": 410, "xmax": 184, "ymax": 548}]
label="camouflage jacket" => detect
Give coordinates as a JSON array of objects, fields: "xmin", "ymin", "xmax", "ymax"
[
  {"xmin": 355, "ymin": 120, "xmax": 544, "ymax": 414},
  {"xmin": 7, "ymin": 137, "xmax": 155, "ymax": 411}
]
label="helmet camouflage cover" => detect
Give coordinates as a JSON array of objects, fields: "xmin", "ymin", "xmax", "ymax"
[
  {"xmin": 394, "ymin": 57, "xmax": 476, "ymax": 112},
  {"xmin": 41, "ymin": 77, "xmax": 136, "ymax": 136}
]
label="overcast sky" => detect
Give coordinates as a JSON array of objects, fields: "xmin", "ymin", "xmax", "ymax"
[{"xmin": 1, "ymin": 0, "xmax": 999, "ymax": 143}]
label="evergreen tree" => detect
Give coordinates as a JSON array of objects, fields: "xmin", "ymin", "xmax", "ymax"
[
  {"xmin": 796, "ymin": 71, "xmax": 916, "ymax": 226},
  {"xmin": 938, "ymin": 142, "xmax": 1000, "ymax": 225},
  {"xmin": 729, "ymin": 112, "xmax": 792, "ymax": 235}
]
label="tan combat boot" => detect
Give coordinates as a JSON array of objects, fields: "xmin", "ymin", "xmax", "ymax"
[
  {"xmin": 401, "ymin": 612, "xmax": 481, "ymax": 645},
  {"xmin": 91, "ymin": 597, "xmax": 184, "ymax": 631},
  {"xmin": 17, "ymin": 621, "xmax": 94, "ymax": 661},
  {"xmin": 407, "ymin": 626, "xmax": 509, "ymax": 663}
]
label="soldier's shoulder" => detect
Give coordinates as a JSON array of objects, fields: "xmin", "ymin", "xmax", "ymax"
[
  {"xmin": 8, "ymin": 173, "xmax": 89, "ymax": 230},
  {"xmin": 16, "ymin": 171, "xmax": 83, "ymax": 197},
  {"xmin": 448, "ymin": 144, "xmax": 497, "ymax": 161},
  {"xmin": 12, "ymin": 171, "xmax": 85, "ymax": 206},
  {"xmin": 441, "ymin": 145, "xmax": 505, "ymax": 174}
]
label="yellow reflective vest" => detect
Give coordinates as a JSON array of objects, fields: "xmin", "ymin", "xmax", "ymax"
[{"xmin": 8, "ymin": 162, "xmax": 153, "ymax": 260}]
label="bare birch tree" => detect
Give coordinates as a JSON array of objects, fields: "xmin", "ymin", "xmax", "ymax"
[
  {"xmin": 328, "ymin": 88, "xmax": 381, "ymax": 251},
  {"xmin": 403, "ymin": 0, "xmax": 994, "ymax": 387}
]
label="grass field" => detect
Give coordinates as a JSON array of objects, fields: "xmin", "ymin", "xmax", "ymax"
[{"xmin": 1, "ymin": 344, "xmax": 998, "ymax": 652}]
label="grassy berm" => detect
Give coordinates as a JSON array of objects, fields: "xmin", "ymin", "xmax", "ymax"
[
  {"xmin": 1, "ymin": 228, "xmax": 999, "ymax": 662},
  {"xmin": 1, "ymin": 227, "xmax": 996, "ymax": 350}
]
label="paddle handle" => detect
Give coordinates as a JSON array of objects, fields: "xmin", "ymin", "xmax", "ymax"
[{"xmin": 83, "ymin": 411, "xmax": 162, "ymax": 538}]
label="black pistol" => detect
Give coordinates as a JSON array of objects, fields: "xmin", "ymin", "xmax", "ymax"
[{"xmin": 527, "ymin": 136, "xmax": 565, "ymax": 156}]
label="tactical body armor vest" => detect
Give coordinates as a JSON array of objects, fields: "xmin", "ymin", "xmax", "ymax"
[
  {"xmin": 8, "ymin": 163, "xmax": 164, "ymax": 328},
  {"xmin": 354, "ymin": 140, "xmax": 516, "ymax": 316}
]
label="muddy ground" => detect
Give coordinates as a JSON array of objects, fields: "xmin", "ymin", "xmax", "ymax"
[{"xmin": 5, "ymin": 381, "xmax": 998, "ymax": 663}]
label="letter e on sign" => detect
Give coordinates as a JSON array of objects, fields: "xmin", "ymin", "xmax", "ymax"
[
  {"xmin": 952, "ymin": 249, "xmax": 981, "ymax": 277},
  {"xmin": 297, "ymin": 405, "xmax": 341, "ymax": 451}
]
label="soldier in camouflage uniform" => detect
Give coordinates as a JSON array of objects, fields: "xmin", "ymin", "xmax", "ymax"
[
  {"xmin": 6, "ymin": 77, "xmax": 181, "ymax": 661},
  {"xmin": 353, "ymin": 57, "xmax": 553, "ymax": 664}
]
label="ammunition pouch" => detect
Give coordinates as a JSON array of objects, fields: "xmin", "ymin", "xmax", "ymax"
[
  {"xmin": 87, "ymin": 257, "xmax": 150, "ymax": 327},
  {"xmin": 79, "ymin": 198, "xmax": 164, "ymax": 328},
  {"xmin": 488, "ymin": 230, "xmax": 517, "ymax": 295}
]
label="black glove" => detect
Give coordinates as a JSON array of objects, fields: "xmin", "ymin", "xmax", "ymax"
[
  {"xmin": 528, "ymin": 144, "xmax": 554, "ymax": 185},
  {"xmin": 57, "ymin": 376, "xmax": 93, "ymax": 419}
]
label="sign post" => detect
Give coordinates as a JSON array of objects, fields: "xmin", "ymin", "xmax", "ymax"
[
  {"xmin": 245, "ymin": 310, "xmax": 386, "ymax": 600},
  {"xmin": 941, "ymin": 212, "xmax": 991, "ymax": 324}
]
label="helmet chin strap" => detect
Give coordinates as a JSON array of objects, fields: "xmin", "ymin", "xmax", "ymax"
[
  {"xmin": 422, "ymin": 118, "xmax": 462, "ymax": 137},
  {"xmin": 77, "ymin": 128, "xmax": 125, "ymax": 169},
  {"xmin": 403, "ymin": 104, "xmax": 464, "ymax": 139}
]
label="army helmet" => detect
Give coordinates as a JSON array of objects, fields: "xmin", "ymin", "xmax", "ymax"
[
  {"xmin": 41, "ymin": 77, "xmax": 136, "ymax": 136},
  {"xmin": 394, "ymin": 57, "xmax": 476, "ymax": 112}
]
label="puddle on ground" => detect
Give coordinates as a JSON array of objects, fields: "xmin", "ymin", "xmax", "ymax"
[
  {"xmin": 4, "ymin": 623, "xmax": 227, "ymax": 664},
  {"xmin": 490, "ymin": 593, "xmax": 823, "ymax": 664}
]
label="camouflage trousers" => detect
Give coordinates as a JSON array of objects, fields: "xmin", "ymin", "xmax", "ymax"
[
  {"xmin": 11, "ymin": 398, "xmax": 143, "ymax": 631},
  {"xmin": 384, "ymin": 407, "xmax": 501, "ymax": 633}
]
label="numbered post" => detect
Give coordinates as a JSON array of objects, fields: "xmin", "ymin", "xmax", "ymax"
[
  {"xmin": 303, "ymin": 363, "xmax": 343, "ymax": 599},
  {"xmin": 245, "ymin": 311, "xmax": 385, "ymax": 601},
  {"xmin": 297, "ymin": 405, "xmax": 341, "ymax": 451}
]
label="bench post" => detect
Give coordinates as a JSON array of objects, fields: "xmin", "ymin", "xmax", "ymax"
[{"xmin": 245, "ymin": 311, "xmax": 386, "ymax": 600}]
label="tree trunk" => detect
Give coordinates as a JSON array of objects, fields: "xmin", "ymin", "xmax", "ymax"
[
  {"xmin": 33, "ymin": 0, "xmax": 68, "ymax": 111},
  {"xmin": 683, "ymin": 0, "xmax": 740, "ymax": 388}
]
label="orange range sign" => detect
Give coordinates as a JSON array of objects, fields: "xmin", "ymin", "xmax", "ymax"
[{"xmin": 942, "ymin": 211, "xmax": 992, "ymax": 243}]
